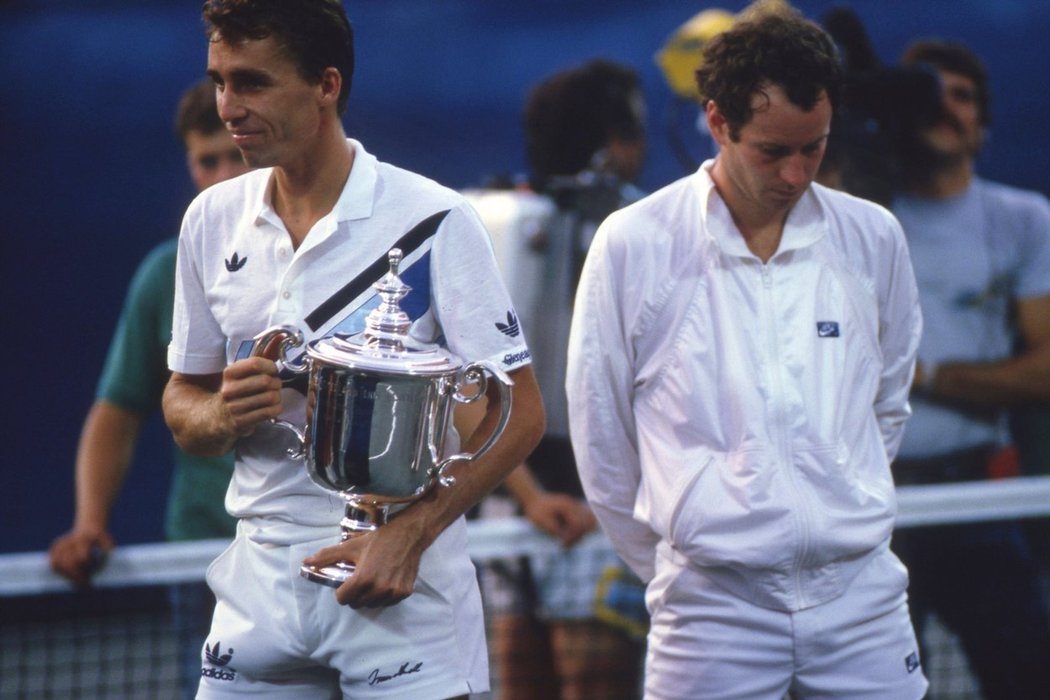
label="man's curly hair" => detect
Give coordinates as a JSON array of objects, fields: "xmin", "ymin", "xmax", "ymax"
[
  {"xmin": 524, "ymin": 59, "xmax": 643, "ymax": 180},
  {"xmin": 696, "ymin": 10, "xmax": 841, "ymax": 141}
]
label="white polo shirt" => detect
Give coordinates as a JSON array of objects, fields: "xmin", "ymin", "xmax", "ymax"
[{"xmin": 169, "ymin": 139, "xmax": 531, "ymax": 544}]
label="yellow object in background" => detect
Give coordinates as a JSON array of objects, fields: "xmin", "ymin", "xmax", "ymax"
[
  {"xmin": 655, "ymin": 8, "xmax": 736, "ymax": 100},
  {"xmin": 655, "ymin": 1, "xmax": 798, "ymax": 100}
]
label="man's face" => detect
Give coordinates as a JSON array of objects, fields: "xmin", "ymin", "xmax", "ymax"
[
  {"xmin": 185, "ymin": 128, "xmax": 249, "ymax": 192},
  {"xmin": 920, "ymin": 69, "xmax": 983, "ymax": 158},
  {"xmin": 708, "ymin": 83, "xmax": 831, "ymax": 217},
  {"xmin": 207, "ymin": 35, "xmax": 327, "ymax": 169}
]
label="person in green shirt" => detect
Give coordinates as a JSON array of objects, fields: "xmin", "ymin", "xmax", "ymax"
[{"xmin": 49, "ymin": 77, "xmax": 249, "ymax": 699}]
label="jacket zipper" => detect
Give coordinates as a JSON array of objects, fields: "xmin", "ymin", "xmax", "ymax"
[{"xmin": 760, "ymin": 262, "xmax": 811, "ymax": 609}]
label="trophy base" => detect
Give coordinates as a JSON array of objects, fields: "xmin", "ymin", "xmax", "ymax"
[
  {"xmin": 297, "ymin": 499, "xmax": 398, "ymax": 588},
  {"xmin": 299, "ymin": 561, "xmax": 355, "ymax": 587}
]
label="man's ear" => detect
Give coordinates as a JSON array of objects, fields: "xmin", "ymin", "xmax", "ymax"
[
  {"xmin": 706, "ymin": 100, "xmax": 729, "ymax": 146},
  {"xmin": 319, "ymin": 67, "xmax": 342, "ymax": 109}
]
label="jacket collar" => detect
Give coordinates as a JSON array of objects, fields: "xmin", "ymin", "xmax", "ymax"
[{"xmin": 692, "ymin": 158, "xmax": 828, "ymax": 260}]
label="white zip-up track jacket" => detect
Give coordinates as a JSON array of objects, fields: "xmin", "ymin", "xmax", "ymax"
[{"xmin": 567, "ymin": 162, "xmax": 922, "ymax": 612}]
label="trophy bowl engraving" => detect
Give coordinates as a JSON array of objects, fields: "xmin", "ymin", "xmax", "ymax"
[{"xmin": 304, "ymin": 368, "xmax": 454, "ymax": 498}]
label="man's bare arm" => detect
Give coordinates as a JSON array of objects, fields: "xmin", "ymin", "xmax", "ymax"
[
  {"xmin": 163, "ymin": 357, "xmax": 283, "ymax": 456},
  {"xmin": 49, "ymin": 401, "xmax": 144, "ymax": 585},
  {"xmin": 503, "ymin": 464, "xmax": 597, "ymax": 548},
  {"xmin": 922, "ymin": 294, "xmax": 1050, "ymax": 404}
]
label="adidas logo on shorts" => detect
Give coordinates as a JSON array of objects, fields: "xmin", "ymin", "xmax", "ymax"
[{"xmin": 201, "ymin": 641, "xmax": 237, "ymax": 682}]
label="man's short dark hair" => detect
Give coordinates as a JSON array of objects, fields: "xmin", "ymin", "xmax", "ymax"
[
  {"xmin": 175, "ymin": 78, "xmax": 224, "ymax": 144},
  {"xmin": 902, "ymin": 39, "xmax": 990, "ymax": 126},
  {"xmin": 696, "ymin": 11, "xmax": 841, "ymax": 141},
  {"xmin": 524, "ymin": 59, "xmax": 643, "ymax": 180},
  {"xmin": 202, "ymin": 0, "xmax": 354, "ymax": 115}
]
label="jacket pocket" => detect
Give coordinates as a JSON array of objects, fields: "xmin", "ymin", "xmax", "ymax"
[
  {"xmin": 667, "ymin": 456, "xmax": 710, "ymax": 550},
  {"xmin": 667, "ymin": 448, "xmax": 795, "ymax": 571}
]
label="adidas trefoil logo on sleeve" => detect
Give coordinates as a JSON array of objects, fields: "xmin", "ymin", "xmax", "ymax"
[{"xmin": 495, "ymin": 310, "xmax": 520, "ymax": 337}]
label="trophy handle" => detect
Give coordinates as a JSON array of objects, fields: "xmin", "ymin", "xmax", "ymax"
[
  {"xmin": 248, "ymin": 324, "xmax": 308, "ymax": 458},
  {"xmin": 432, "ymin": 361, "xmax": 514, "ymax": 486},
  {"xmin": 249, "ymin": 324, "xmax": 306, "ymax": 375}
]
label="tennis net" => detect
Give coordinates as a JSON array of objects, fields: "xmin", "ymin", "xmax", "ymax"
[{"xmin": 3, "ymin": 476, "xmax": 1050, "ymax": 699}]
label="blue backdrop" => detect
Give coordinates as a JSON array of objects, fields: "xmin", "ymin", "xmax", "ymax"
[{"xmin": 2, "ymin": 0, "xmax": 1048, "ymax": 554}]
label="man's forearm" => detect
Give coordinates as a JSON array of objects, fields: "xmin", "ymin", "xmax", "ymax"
[
  {"xmin": 929, "ymin": 295, "xmax": 1050, "ymax": 405},
  {"xmin": 502, "ymin": 462, "xmax": 545, "ymax": 509},
  {"xmin": 162, "ymin": 372, "xmax": 239, "ymax": 456},
  {"xmin": 73, "ymin": 401, "xmax": 143, "ymax": 532},
  {"xmin": 398, "ymin": 365, "xmax": 545, "ymax": 549},
  {"xmin": 928, "ymin": 349, "xmax": 1050, "ymax": 405}
]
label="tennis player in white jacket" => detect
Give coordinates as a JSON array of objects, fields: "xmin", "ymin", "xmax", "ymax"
[{"xmin": 566, "ymin": 11, "xmax": 927, "ymax": 700}]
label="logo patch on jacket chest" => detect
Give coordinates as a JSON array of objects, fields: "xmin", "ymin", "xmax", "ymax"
[{"xmin": 816, "ymin": 321, "xmax": 840, "ymax": 338}]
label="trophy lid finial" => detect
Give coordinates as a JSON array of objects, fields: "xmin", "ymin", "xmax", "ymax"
[
  {"xmin": 314, "ymin": 247, "xmax": 462, "ymax": 374},
  {"xmin": 363, "ymin": 248, "xmax": 412, "ymax": 351}
]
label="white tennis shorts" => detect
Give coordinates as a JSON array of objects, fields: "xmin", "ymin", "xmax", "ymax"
[
  {"xmin": 196, "ymin": 518, "xmax": 487, "ymax": 699},
  {"xmin": 644, "ymin": 543, "xmax": 928, "ymax": 700}
]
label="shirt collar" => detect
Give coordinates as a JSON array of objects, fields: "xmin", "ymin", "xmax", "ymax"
[
  {"xmin": 332, "ymin": 138, "xmax": 377, "ymax": 222},
  {"xmin": 252, "ymin": 138, "xmax": 377, "ymax": 230},
  {"xmin": 692, "ymin": 158, "xmax": 827, "ymax": 259}
]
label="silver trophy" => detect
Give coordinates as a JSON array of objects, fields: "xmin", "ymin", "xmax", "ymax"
[{"xmin": 249, "ymin": 249, "xmax": 513, "ymax": 587}]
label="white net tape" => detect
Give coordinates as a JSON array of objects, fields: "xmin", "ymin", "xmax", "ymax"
[
  {"xmin": 2, "ymin": 476, "xmax": 1049, "ymax": 700},
  {"xmin": 3, "ymin": 476, "xmax": 1050, "ymax": 595}
]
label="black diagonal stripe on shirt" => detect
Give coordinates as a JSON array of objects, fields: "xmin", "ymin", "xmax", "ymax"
[{"xmin": 304, "ymin": 209, "xmax": 452, "ymax": 332}]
